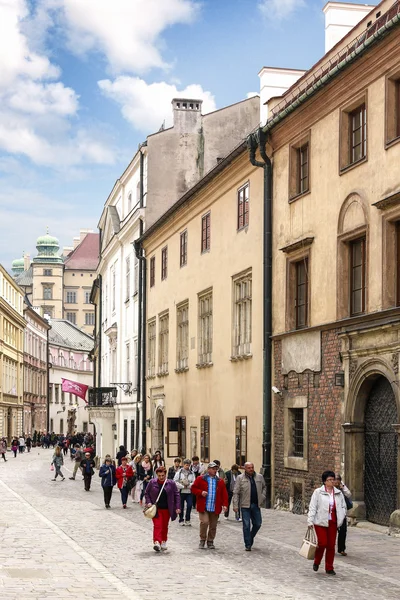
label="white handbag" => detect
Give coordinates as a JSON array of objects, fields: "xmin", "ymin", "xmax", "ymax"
[
  {"xmin": 143, "ymin": 479, "xmax": 167, "ymax": 519},
  {"xmin": 299, "ymin": 527, "xmax": 318, "ymax": 560}
]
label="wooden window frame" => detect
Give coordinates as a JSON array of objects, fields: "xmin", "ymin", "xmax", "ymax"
[
  {"xmin": 201, "ymin": 212, "xmax": 211, "ymax": 253},
  {"xmin": 158, "ymin": 311, "xmax": 169, "ymax": 375},
  {"xmin": 232, "ymin": 269, "xmax": 252, "ymax": 357},
  {"xmin": 200, "ymin": 416, "xmax": 210, "ymax": 463},
  {"xmin": 237, "ymin": 182, "xmax": 249, "ymax": 230},
  {"xmin": 180, "ymin": 230, "xmax": 188, "ymax": 267},
  {"xmin": 284, "ymin": 396, "xmax": 308, "ymax": 471},
  {"xmin": 150, "ymin": 256, "xmax": 155, "ymax": 288},
  {"xmin": 147, "ymin": 318, "xmax": 156, "ymax": 377},
  {"xmin": 167, "ymin": 417, "xmax": 186, "ymax": 458},
  {"xmin": 349, "ymin": 237, "xmax": 366, "ymax": 316},
  {"xmin": 295, "ymin": 258, "xmax": 309, "ymax": 330},
  {"xmin": 235, "ymin": 416, "xmax": 247, "ymax": 467},
  {"xmin": 125, "ymin": 256, "xmax": 131, "ymax": 301},
  {"xmin": 197, "ymin": 288, "xmax": 213, "ymax": 366},
  {"xmin": 289, "ymin": 131, "xmax": 311, "ymax": 201},
  {"xmin": 161, "ymin": 246, "xmax": 168, "ymax": 281},
  {"xmin": 284, "ymin": 245, "xmax": 311, "ymax": 332},
  {"xmin": 176, "ymin": 301, "xmax": 189, "ymax": 371},
  {"xmin": 349, "ymin": 104, "xmax": 367, "ymax": 165},
  {"xmin": 385, "ymin": 67, "xmax": 400, "ymax": 148},
  {"xmin": 339, "ymin": 93, "xmax": 368, "ymax": 173}
]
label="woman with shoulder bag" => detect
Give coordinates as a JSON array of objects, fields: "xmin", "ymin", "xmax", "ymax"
[
  {"xmin": 145, "ymin": 466, "xmax": 181, "ymax": 552},
  {"xmin": 334, "ymin": 473, "xmax": 352, "ymax": 556},
  {"xmin": 307, "ymin": 470, "xmax": 347, "ymax": 576}
]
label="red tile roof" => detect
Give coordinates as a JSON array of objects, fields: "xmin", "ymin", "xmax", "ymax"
[{"xmin": 64, "ymin": 233, "xmax": 99, "ymax": 271}]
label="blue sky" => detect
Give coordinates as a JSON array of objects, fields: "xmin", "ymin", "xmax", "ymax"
[{"xmin": 0, "ymin": 0, "xmax": 378, "ymax": 269}]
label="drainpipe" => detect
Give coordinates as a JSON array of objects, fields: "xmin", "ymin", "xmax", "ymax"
[
  {"xmin": 46, "ymin": 326, "xmax": 50, "ymax": 434},
  {"xmin": 248, "ymin": 128, "xmax": 272, "ymax": 508},
  {"xmin": 134, "ymin": 220, "xmax": 147, "ymax": 453},
  {"xmin": 139, "ymin": 148, "xmax": 144, "ymax": 209},
  {"xmin": 135, "ymin": 220, "xmax": 143, "ymax": 449}
]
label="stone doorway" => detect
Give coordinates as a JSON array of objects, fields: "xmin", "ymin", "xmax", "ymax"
[{"xmin": 364, "ymin": 376, "xmax": 398, "ymax": 526}]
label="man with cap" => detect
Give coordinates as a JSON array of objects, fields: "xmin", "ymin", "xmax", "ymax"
[
  {"xmin": 192, "ymin": 462, "xmax": 228, "ymax": 549},
  {"xmin": 80, "ymin": 452, "xmax": 95, "ymax": 491}
]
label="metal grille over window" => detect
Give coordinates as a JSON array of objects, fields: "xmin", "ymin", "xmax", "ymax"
[
  {"xmin": 147, "ymin": 319, "xmax": 156, "ymax": 377},
  {"xmin": 292, "ymin": 408, "xmax": 304, "ymax": 457},
  {"xmin": 176, "ymin": 302, "xmax": 189, "ymax": 370},
  {"xmin": 233, "ymin": 274, "xmax": 252, "ymax": 357},
  {"xmin": 198, "ymin": 291, "xmax": 213, "ymax": 365},
  {"xmin": 158, "ymin": 312, "xmax": 169, "ymax": 374}
]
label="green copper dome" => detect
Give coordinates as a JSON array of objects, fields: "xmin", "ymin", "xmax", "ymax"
[
  {"xmin": 33, "ymin": 231, "xmax": 63, "ymax": 264},
  {"xmin": 11, "ymin": 256, "xmax": 25, "ymax": 276}
]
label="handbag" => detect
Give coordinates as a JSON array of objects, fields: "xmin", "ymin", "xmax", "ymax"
[
  {"xmin": 344, "ymin": 494, "xmax": 353, "ymax": 510},
  {"xmin": 143, "ymin": 478, "xmax": 167, "ymax": 519},
  {"xmin": 299, "ymin": 527, "xmax": 318, "ymax": 560},
  {"xmin": 50, "ymin": 464, "xmax": 54, "ymax": 471}
]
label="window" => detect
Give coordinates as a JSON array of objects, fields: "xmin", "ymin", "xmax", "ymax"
[
  {"xmin": 290, "ymin": 408, "xmax": 304, "ymax": 457},
  {"xmin": 84, "ymin": 291, "xmax": 91, "ymax": 304},
  {"xmin": 284, "ymin": 396, "xmax": 308, "ymax": 470},
  {"xmin": 340, "ymin": 98, "xmax": 367, "ymax": 171},
  {"xmin": 349, "ymin": 104, "xmax": 366, "ymax": 164},
  {"xmin": 295, "ymin": 258, "xmax": 309, "ymax": 329},
  {"xmin": 237, "ymin": 183, "xmax": 249, "ymax": 229},
  {"xmin": 43, "ymin": 286, "xmax": 52, "ymax": 300},
  {"xmin": 289, "ymin": 132, "xmax": 311, "ymax": 199},
  {"xmin": 198, "ymin": 289, "xmax": 213, "ymax": 365},
  {"xmin": 180, "ymin": 230, "xmax": 188, "ymax": 267},
  {"xmin": 69, "ymin": 393, "xmax": 73, "ymax": 405},
  {"xmin": 235, "ymin": 417, "xmax": 247, "ymax": 467},
  {"xmin": 55, "ymin": 384, "xmax": 59, "ymax": 404},
  {"xmin": 386, "ymin": 72, "xmax": 400, "ymax": 145},
  {"xmin": 350, "ymin": 238, "xmax": 366, "ymax": 315},
  {"xmin": 167, "ymin": 417, "xmax": 186, "ymax": 458},
  {"xmin": 200, "ymin": 416, "xmax": 210, "ymax": 463},
  {"xmin": 130, "ymin": 419, "xmax": 135, "ymax": 450},
  {"xmin": 176, "ymin": 302, "xmax": 189, "ymax": 370},
  {"xmin": 61, "ymin": 390, "xmax": 65, "ymax": 404},
  {"xmin": 134, "ymin": 254, "xmax": 139, "ymax": 294},
  {"xmin": 161, "ymin": 246, "xmax": 168, "ymax": 280},
  {"xmin": 66, "ymin": 312, "xmax": 76, "ymax": 324},
  {"xmin": 136, "ymin": 181, "xmax": 141, "ymax": 204},
  {"xmin": 126, "ymin": 256, "xmax": 131, "ymax": 300},
  {"xmin": 49, "ymin": 385, "xmax": 53, "ymax": 403},
  {"xmin": 43, "ymin": 269, "xmax": 52, "ymax": 276},
  {"xmin": 201, "ymin": 212, "xmax": 211, "ymax": 253},
  {"xmin": 128, "ymin": 192, "xmax": 132, "ymax": 213},
  {"xmin": 233, "ymin": 271, "xmax": 252, "ymax": 357},
  {"xmin": 85, "ymin": 313, "xmax": 95, "ymax": 326},
  {"xmin": 83, "ymin": 421, "xmax": 88, "ymax": 433},
  {"xmin": 147, "ymin": 319, "xmax": 156, "ymax": 377},
  {"xmin": 397, "ymin": 223, "xmax": 400, "ymax": 307},
  {"xmin": 150, "ymin": 256, "xmax": 155, "ymax": 288},
  {"xmin": 66, "ymin": 291, "xmax": 76, "ymax": 304},
  {"xmin": 158, "ymin": 312, "xmax": 169, "ymax": 374},
  {"xmin": 42, "ymin": 306, "xmax": 53, "ymax": 318},
  {"xmin": 124, "ymin": 419, "xmax": 128, "ymax": 450},
  {"xmin": 112, "ymin": 265, "xmax": 116, "ymax": 312},
  {"xmin": 126, "ymin": 343, "xmax": 130, "ymax": 382},
  {"xmin": 59, "ymin": 418, "xmax": 64, "ymax": 435}
]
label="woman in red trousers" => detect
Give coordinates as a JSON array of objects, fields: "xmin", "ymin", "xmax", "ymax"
[
  {"xmin": 145, "ymin": 466, "xmax": 181, "ymax": 552},
  {"xmin": 307, "ymin": 470, "xmax": 347, "ymax": 575}
]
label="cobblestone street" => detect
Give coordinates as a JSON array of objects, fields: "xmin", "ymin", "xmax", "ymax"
[{"xmin": 0, "ymin": 450, "xmax": 399, "ymax": 600}]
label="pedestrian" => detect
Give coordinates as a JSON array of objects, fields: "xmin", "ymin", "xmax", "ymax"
[
  {"xmin": 80, "ymin": 452, "xmax": 95, "ymax": 491},
  {"xmin": 18, "ymin": 435, "xmax": 25, "ymax": 453},
  {"xmin": 224, "ymin": 464, "xmax": 241, "ymax": 520},
  {"xmin": 168, "ymin": 457, "xmax": 182, "ymax": 479},
  {"xmin": 138, "ymin": 454, "xmax": 153, "ymax": 505},
  {"xmin": 192, "ymin": 461, "xmax": 228, "ymax": 549},
  {"xmin": 128, "ymin": 455, "xmax": 137, "ymax": 503},
  {"xmin": 233, "ymin": 462, "xmax": 266, "ymax": 551},
  {"xmin": 51, "ymin": 446, "xmax": 65, "ymax": 481},
  {"xmin": 25, "ymin": 435, "xmax": 32, "ymax": 453},
  {"xmin": 62, "ymin": 438, "xmax": 69, "ymax": 456},
  {"xmin": 174, "ymin": 458, "xmax": 195, "ymax": 526},
  {"xmin": 334, "ymin": 473, "xmax": 352, "ymax": 556},
  {"xmin": 116, "ymin": 445, "xmax": 127, "ymax": 466},
  {"xmin": 116, "ymin": 456, "xmax": 134, "ymax": 509},
  {"xmin": 190, "ymin": 456, "xmax": 205, "ymax": 510},
  {"xmin": 99, "ymin": 457, "xmax": 117, "ymax": 508},
  {"xmin": 0, "ymin": 437, "xmax": 7, "ymax": 461},
  {"xmin": 213, "ymin": 459, "xmax": 225, "ymax": 479},
  {"xmin": 133, "ymin": 453, "xmax": 143, "ymax": 502},
  {"xmin": 308, "ymin": 470, "xmax": 347, "ymax": 576},
  {"xmin": 69, "ymin": 444, "xmax": 83, "ymax": 480},
  {"xmin": 11, "ymin": 438, "xmax": 19, "ymax": 458},
  {"xmin": 145, "ymin": 466, "xmax": 181, "ymax": 552},
  {"xmin": 152, "ymin": 450, "xmax": 165, "ymax": 471}
]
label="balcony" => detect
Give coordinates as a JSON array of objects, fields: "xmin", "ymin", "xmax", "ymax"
[{"xmin": 88, "ymin": 387, "xmax": 117, "ymax": 407}]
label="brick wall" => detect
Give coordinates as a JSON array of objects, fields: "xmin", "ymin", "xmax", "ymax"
[{"xmin": 273, "ymin": 328, "xmax": 344, "ymax": 509}]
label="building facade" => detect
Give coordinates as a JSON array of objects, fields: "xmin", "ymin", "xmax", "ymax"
[
  {"xmin": 48, "ymin": 319, "xmax": 94, "ymax": 435},
  {"xmin": 257, "ymin": 0, "xmax": 400, "ymax": 525},
  {"xmin": 140, "ymin": 148, "xmax": 264, "ymax": 469},
  {"xmin": 0, "ymin": 265, "xmax": 26, "ymax": 441},
  {"xmin": 23, "ymin": 305, "xmax": 50, "ymax": 435}
]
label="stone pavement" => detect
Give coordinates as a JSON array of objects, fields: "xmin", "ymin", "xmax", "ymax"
[{"xmin": 0, "ymin": 450, "xmax": 399, "ymax": 600}]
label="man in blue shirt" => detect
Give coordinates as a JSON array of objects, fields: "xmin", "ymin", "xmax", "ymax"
[{"xmin": 192, "ymin": 462, "xmax": 228, "ymax": 549}]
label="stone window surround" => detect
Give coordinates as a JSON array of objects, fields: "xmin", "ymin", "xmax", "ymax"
[
  {"xmin": 284, "ymin": 395, "xmax": 308, "ymax": 471},
  {"xmin": 288, "ymin": 129, "xmax": 311, "ymax": 202},
  {"xmin": 337, "ymin": 224, "xmax": 369, "ymax": 320},
  {"xmin": 339, "ymin": 91, "xmax": 368, "ymax": 174},
  {"xmin": 385, "ymin": 65, "xmax": 400, "ymax": 149},
  {"xmin": 281, "ymin": 238, "xmax": 313, "ymax": 332}
]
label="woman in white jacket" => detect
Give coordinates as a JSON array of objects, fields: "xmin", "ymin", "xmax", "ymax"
[{"xmin": 307, "ymin": 470, "xmax": 347, "ymax": 576}]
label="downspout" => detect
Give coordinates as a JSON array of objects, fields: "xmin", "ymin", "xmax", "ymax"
[
  {"xmin": 98, "ymin": 274, "xmax": 102, "ymax": 390},
  {"xmin": 141, "ymin": 249, "xmax": 147, "ymax": 452},
  {"xmin": 46, "ymin": 326, "xmax": 50, "ymax": 433},
  {"xmin": 139, "ymin": 148, "xmax": 144, "ymax": 209},
  {"xmin": 134, "ymin": 220, "xmax": 143, "ymax": 449},
  {"xmin": 248, "ymin": 128, "xmax": 272, "ymax": 508}
]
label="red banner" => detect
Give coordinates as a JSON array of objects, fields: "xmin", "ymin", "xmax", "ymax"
[{"xmin": 61, "ymin": 378, "xmax": 88, "ymax": 402}]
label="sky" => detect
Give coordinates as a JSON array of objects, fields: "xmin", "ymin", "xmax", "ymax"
[{"xmin": 0, "ymin": 0, "xmax": 379, "ymax": 270}]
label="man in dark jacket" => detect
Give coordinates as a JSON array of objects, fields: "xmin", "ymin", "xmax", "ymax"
[
  {"xmin": 99, "ymin": 457, "xmax": 117, "ymax": 508},
  {"xmin": 224, "ymin": 464, "xmax": 241, "ymax": 520},
  {"xmin": 116, "ymin": 445, "xmax": 127, "ymax": 466},
  {"xmin": 167, "ymin": 458, "xmax": 182, "ymax": 479},
  {"xmin": 233, "ymin": 462, "xmax": 266, "ymax": 551},
  {"xmin": 80, "ymin": 452, "xmax": 95, "ymax": 491}
]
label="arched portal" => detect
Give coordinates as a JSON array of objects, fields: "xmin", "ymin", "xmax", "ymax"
[{"xmin": 364, "ymin": 376, "xmax": 398, "ymax": 525}]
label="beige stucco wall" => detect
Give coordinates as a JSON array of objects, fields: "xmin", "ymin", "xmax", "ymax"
[
  {"xmin": 271, "ymin": 29, "xmax": 400, "ymax": 335},
  {"xmin": 64, "ymin": 270, "xmax": 96, "ymax": 334},
  {"xmin": 32, "ymin": 263, "xmax": 64, "ymax": 319},
  {"xmin": 143, "ymin": 152, "xmax": 264, "ymax": 470}
]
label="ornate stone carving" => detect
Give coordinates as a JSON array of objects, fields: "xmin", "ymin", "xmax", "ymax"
[
  {"xmin": 349, "ymin": 359, "xmax": 358, "ymax": 379},
  {"xmin": 391, "ymin": 353, "xmax": 399, "ymax": 375}
]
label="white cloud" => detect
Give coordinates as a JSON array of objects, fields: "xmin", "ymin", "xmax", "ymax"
[
  {"xmin": 98, "ymin": 76, "xmax": 216, "ymax": 132},
  {"xmin": 54, "ymin": 0, "xmax": 199, "ymax": 74},
  {"xmin": 259, "ymin": 0, "xmax": 306, "ymax": 20}
]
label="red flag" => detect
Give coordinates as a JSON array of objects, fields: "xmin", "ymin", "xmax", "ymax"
[{"xmin": 61, "ymin": 378, "xmax": 88, "ymax": 402}]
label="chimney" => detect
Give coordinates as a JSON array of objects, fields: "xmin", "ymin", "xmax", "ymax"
[
  {"xmin": 323, "ymin": 2, "xmax": 374, "ymax": 54},
  {"xmin": 62, "ymin": 246, "xmax": 73, "ymax": 257},
  {"xmin": 73, "ymin": 237, "xmax": 80, "ymax": 249},
  {"xmin": 172, "ymin": 98, "xmax": 203, "ymax": 133},
  {"xmin": 258, "ymin": 67, "xmax": 306, "ymax": 125},
  {"xmin": 24, "ymin": 253, "xmax": 30, "ymax": 270},
  {"xmin": 79, "ymin": 228, "xmax": 93, "ymax": 242}
]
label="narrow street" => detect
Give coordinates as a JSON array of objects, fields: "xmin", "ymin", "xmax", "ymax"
[{"xmin": 0, "ymin": 450, "xmax": 399, "ymax": 600}]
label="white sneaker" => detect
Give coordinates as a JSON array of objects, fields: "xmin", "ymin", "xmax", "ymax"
[
  {"xmin": 185, "ymin": 521, "xmax": 192, "ymax": 526},
  {"xmin": 180, "ymin": 521, "xmax": 185, "ymax": 526},
  {"xmin": 153, "ymin": 541, "xmax": 161, "ymax": 552},
  {"xmin": 161, "ymin": 542, "xmax": 168, "ymax": 551}
]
